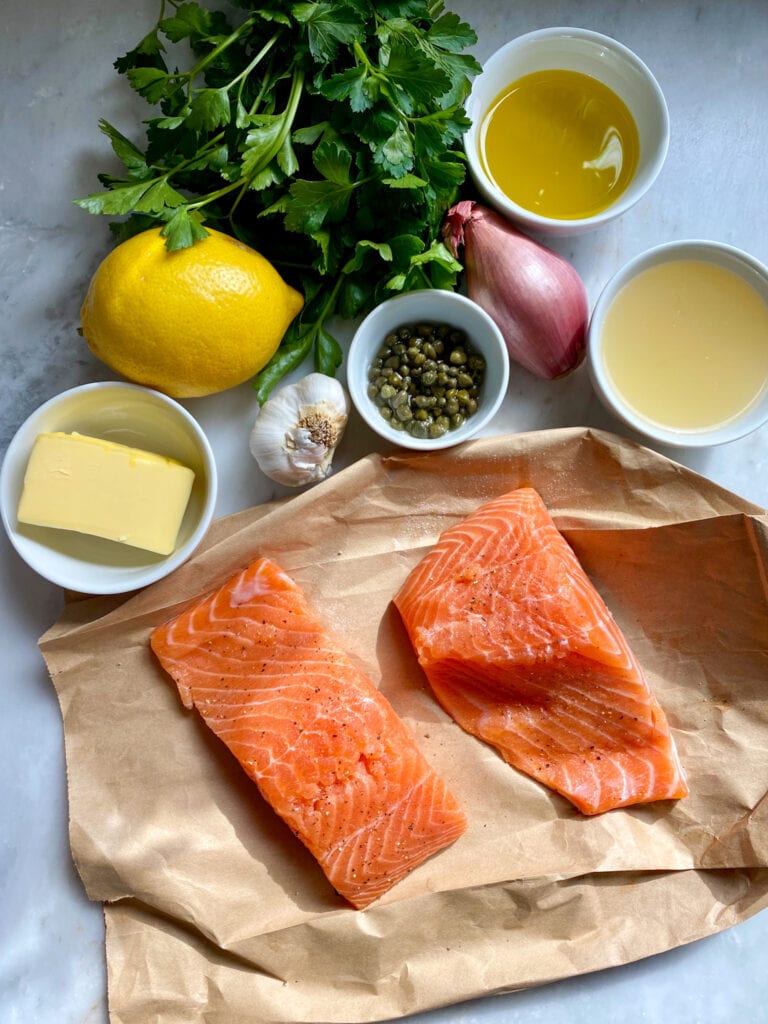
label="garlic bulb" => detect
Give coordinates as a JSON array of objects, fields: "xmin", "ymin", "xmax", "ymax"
[{"xmin": 249, "ymin": 373, "xmax": 350, "ymax": 487}]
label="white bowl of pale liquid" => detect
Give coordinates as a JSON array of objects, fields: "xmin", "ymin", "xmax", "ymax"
[{"xmin": 587, "ymin": 240, "xmax": 768, "ymax": 447}]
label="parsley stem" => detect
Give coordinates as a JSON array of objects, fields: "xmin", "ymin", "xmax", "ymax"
[
  {"xmin": 230, "ymin": 30, "xmax": 280, "ymax": 97},
  {"xmin": 253, "ymin": 272, "xmax": 345, "ymax": 404},
  {"xmin": 227, "ymin": 66, "xmax": 304, "ymax": 223},
  {"xmin": 247, "ymin": 50, "xmax": 280, "ymax": 117},
  {"xmin": 186, "ymin": 179, "xmax": 243, "ymax": 213},
  {"xmin": 187, "ymin": 66, "xmax": 304, "ymax": 222},
  {"xmin": 155, "ymin": 131, "xmax": 226, "ymax": 181},
  {"xmin": 185, "ymin": 14, "xmax": 257, "ymax": 85},
  {"xmin": 316, "ymin": 273, "xmax": 344, "ymax": 326}
]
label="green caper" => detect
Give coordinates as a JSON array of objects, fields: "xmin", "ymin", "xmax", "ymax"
[{"xmin": 367, "ymin": 318, "xmax": 486, "ymax": 440}]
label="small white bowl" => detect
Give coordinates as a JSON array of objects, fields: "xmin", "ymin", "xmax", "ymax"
[
  {"xmin": 587, "ymin": 240, "xmax": 768, "ymax": 448},
  {"xmin": 1, "ymin": 382, "xmax": 217, "ymax": 593},
  {"xmin": 347, "ymin": 290, "xmax": 509, "ymax": 451},
  {"xmin": 464, "ymin": 27, "xmax": 670, "ymax": 237}
]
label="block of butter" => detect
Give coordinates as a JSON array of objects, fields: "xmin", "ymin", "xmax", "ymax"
[{"xmin": 17, "ymin": 432, "xmax": 196, "ymax": 556}]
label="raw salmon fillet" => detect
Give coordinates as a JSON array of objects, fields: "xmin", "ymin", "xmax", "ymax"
[
  {"xmin": 394, "ymin": 487, "xmax": 688, "ymax": 815},
  {"xmin": 150, "ymin": 557, "xmax": 467, "ymax": 909}
]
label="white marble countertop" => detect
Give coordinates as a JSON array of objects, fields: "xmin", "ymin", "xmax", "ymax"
[{"xmin": 2, "ymin": 2, "xmax": 767, "ymax": 1022}]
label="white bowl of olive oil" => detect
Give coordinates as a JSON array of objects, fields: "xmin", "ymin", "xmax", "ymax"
[
  {"xmin": 465, "ymin": 27, "xmax": 669, "ymax": 236},
  {"xmin": 587, "ymin": 241, "xmax": 768, "ymax": 447}
]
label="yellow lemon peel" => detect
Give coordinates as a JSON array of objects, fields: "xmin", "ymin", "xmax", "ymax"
[{"xmin": 80, "ymin": 228, "xmax": 303, "ymax": 397}]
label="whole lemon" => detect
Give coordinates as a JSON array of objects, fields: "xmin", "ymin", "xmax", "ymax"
[{"xmin": 80, "ymin": 227, "xmax": 304, "ymax": 398}]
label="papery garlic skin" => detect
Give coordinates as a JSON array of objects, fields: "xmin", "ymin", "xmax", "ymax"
[
  {"xmin": 443, "ymin": 201, "xmax": 588, "ymax": 380},
  {"xmin": 249, "ymin": 373, "xmax": 350, "ymax": 487}
]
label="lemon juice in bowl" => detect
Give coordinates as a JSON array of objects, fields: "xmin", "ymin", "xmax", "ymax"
[
  {"xmin": 588, "ymin": 241, "xmax": 768, "ymax": 447},
  {"xmin": 601, "ymin": 259, "xmax": 768, "ymax": 431}
]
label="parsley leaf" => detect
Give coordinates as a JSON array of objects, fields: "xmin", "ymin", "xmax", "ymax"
[
  {"xmin": 160, "ymin": 2, "xmax": 221, "ymax": 43},
  {"xmin": 75, "ymin": 181, "xmax": 156, "ymax": 216},
  {"xmin": 284, "ymin": 178, "xmax": 354, "ymax": 233},
  {"xmin": 375, "ymin": 46, "xmax": 451, "ymax": 115},
  {"xmin": 427, "ymin": 12, "xmax": 478, "ymax": 53},
  {"xmin": 126, "ymin": 66, "xmax": 173, "ymax": 103},
  {"xmin": 186, "ymin": 87, "xmax": 232, "ymax": 130},
  {"xmin": 97, "ymin": 119, "xmax": 149, "ymax": 177},
  {"xmin": 292, "ymin": 1, "xmax": 366, "ymax": 62},
  {"xmin": 161, "ymin": 207, "xmax": 211, "ymax": 249},
  {"xmin": 318, "ymin": 65, "xmax": 374, "ymax": 112}
]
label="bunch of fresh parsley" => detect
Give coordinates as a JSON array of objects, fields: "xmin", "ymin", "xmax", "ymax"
[{"xmin": 75, "ymin": 0, "xmax": 481, "ymax": 400}]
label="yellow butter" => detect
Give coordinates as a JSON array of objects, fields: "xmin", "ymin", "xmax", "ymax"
[{"xmin": 17, "ymin": 432, "xmax": 195, "ymax": 556}]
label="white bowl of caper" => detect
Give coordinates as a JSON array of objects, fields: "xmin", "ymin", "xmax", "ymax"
[{"xmin": 347, "ymin": 290, "xmax": 510, "ymax": 450}]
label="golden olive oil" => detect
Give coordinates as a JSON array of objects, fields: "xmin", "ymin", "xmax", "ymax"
[
  {"xmin": 601, "ymin": 260, "xmax": 768, "ymax": 431},
  {"xmin": 480, "ymin": 69, "xmax": 640, "ymax": 220}
]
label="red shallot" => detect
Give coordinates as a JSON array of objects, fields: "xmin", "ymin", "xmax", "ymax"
[{"xmin": 443, "ymin": 201, "xmax": 588, "ymax": 379}]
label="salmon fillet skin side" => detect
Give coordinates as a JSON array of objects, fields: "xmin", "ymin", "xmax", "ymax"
[
  {"xmin": 150, "ymin": 557, "xmax": 468, "ymax": 910},
  {"xmin": 394, "ymin": 487, "xmax": 689, "ymax": 816}
]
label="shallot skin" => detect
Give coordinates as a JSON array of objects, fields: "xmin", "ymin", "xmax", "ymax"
[{"xmin": 443, "ymin": 201, "xmax": 588, "ymax": 379}]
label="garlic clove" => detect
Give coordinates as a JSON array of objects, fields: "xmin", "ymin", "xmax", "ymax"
[
  {"xmin": 249, "ymin": 373, "xmax": 350, "ymax": 487},
  {"xmin": 443, "ymin": 201, "xmax": 588, "ymax": 380}
]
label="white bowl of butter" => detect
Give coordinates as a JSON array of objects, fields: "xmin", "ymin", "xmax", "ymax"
[
  {"xmin": 1, "ymin": 382, "xmax": 217, "ymax": 594},
  {"xmin": 587, "ymin": 240, "xmax": 768, "ymax": 447}
]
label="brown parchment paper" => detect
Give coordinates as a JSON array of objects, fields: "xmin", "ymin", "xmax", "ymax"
[{"xmin": 38, "ymin": 427, "xmax": 768, "ymax": 1023}]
